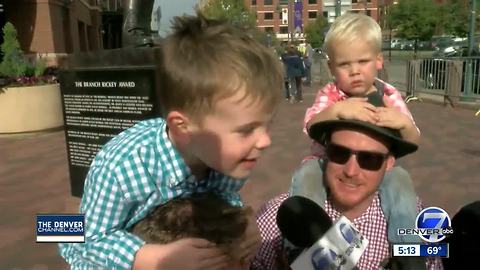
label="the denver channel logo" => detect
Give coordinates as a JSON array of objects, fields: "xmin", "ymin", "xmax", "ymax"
[{"xmin": 397, "ymin": 207, "xmax": 453, "ymax": 243}]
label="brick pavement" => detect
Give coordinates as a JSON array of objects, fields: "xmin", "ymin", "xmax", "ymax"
[{"xmin": 1, "ymin": 83, "xmax": 479, "ymax": 269}]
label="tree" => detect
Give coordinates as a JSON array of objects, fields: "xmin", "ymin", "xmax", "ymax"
[
  {"xmin": 304, "ymin": 16, "xmax": 329, "ymax": 48},
  {"xmin": 388, "ymin": 0, "xmax": 439, "ymax": 41},
  {"xmin": 0, "ymin": 22, "xmax": 28, "ymax": 77},
  {"xmin": 440, "ymin": 1, "xmax": 469, "ymax": 37},
  {"xmin": 439, "ymin": 0, "xmax": 480, "ymax": 37},
  {"xmin": 201, "ymin": 0, "xmax": 256, "ymax": 28},
  {"xmin": 200, "ymin": 0, "xmax": 277, "ymax": 47}
]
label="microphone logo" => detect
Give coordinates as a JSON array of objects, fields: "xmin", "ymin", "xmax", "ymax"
[
  {"xmin": 311, "ymin": 247, "xmax": 342, "ymax": 270},
  {"xmin": 308, "ymin": 222, "xmax": 362, "ymax": 269},
  {"xmin": 339, "ymin": 223, "xmax": 356, "ymax": 244}
]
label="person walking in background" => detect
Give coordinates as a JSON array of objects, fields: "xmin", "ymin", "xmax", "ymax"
[
  {"xmin": 282, "ymin": 44, "xmax": 305, "ymax": 103},
  {"xmin": 280, "ymin": 45, "xmax": 291, "ymax": 101},
  {"xmin": 303, "ymin": 54, "xmax": 312, "ymax": 87}
]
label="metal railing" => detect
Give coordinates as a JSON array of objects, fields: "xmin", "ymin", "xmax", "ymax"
[{"xmin": 405, "ymin": 57, "xmax": 480, "ymax": 114}]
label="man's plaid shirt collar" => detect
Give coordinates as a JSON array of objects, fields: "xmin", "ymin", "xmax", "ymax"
[{"xmin": 324, "ymin": 192, "xmax": 383, "ymax": 226}]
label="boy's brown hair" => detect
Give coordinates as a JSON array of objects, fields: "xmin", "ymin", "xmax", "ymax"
[
  {"xmin": 130, "ymin": 192, "xmax": 252, "ymax": 258},
  {"xmin": 156, "ymin": 12, "xmax": 283, "ymax": 120}
]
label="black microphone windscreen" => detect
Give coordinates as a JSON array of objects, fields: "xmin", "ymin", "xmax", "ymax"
[
  {"xmin": 443, "ymin": 201, "xmax": 480, "ymax": 269},
  {"xmin": 276, "ymin": 196, "xmax": 333, "ymax": 247}
]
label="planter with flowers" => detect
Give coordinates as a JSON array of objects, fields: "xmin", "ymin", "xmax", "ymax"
[{"xmin": 0, "ymin": 22, "xmax": 62, "ymax": 134}]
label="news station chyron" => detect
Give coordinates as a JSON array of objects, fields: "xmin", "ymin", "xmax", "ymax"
[
  {"xmin": 393, "ymin": 207, "xmax": 452, "ymax": 258},
  {"xmin": 36, "ymin": 214, "xmax": 85, "ymax": 243}
]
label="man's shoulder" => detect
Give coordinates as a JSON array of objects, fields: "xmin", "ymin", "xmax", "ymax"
[
  {"xmin": 258, "ymin": 193, "xmax": 289, "ymax": 215},
  {"xmin": 256, "ymin": 193, "xmax": 289, "ymax": 229}
]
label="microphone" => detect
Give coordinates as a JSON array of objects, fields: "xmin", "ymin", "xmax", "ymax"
[{"xmin": 276, "ymin": 196, "xmax": 368, "ymax": 270}]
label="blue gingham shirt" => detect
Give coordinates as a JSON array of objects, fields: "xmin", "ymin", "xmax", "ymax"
[{"xmin": 58, "ymin": 118, "xmax": 246, "ymax": 269}]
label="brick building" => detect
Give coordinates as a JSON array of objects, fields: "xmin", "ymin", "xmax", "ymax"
[
  {"xmin": 243, "ymin": 0, "xmax": 389, "ymax": 41},
  {"xmin": 351, "ymin": 0, "xmax": 379, "ymax": 21},
  {"xmin": 1, "ymin": 0, "xmax": 110, "ymax": 65},
  {"xmin": 244, "ymin": 0, "xmax": 323, "ymax": 41}
]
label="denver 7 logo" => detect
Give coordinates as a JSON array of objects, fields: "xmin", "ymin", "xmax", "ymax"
[{"xmin": 416, "ymin": 207, "xmax": 452, "ymax": 243}]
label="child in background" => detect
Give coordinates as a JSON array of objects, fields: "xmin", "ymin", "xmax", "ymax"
[{"xmin": 59, "ymin": 12, "xmax": 283, "ymax": 270}]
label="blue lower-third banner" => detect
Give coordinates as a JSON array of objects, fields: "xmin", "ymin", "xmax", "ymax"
[{"xmin": 36, "ymin": 214, "xmax": 85, "ymax": 243}]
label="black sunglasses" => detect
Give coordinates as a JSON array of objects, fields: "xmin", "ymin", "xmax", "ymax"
[{"xmin": 325, "ymin": 143, "xmax": 390, "ymax": 171}]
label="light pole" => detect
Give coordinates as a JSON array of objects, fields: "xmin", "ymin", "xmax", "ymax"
[
  {"xmin": 289, "ymin": 0, "xmax": 294, "ymax": 42},
  {"xmin": 465, "ymin": 0, "xmax": 476, "ymax": 98},
  {"xmin": 335, "ymin": 0, "xmax": 342, "ymax": 18}
]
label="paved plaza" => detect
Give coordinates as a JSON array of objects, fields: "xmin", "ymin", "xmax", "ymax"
[{"xmin": 1, "ymin": 82, "xmax": 479, "ymax": 269}]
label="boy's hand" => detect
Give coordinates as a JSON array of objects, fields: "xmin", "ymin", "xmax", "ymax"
[
  {"xmin": 134, "ymin": 239, "xmax": 230, "ymax": 270},
  {"xmin": 337, "ymin": 97, "xmax": 379, "ymax": 124},
  {"xmin": 234, "ymin": 208, "xmax": 261, "ymax": 268}
]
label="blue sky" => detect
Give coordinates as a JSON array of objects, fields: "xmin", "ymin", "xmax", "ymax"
[{"xmin": 151, "ymin": 0, "xmax": 198, "ymax": 36}]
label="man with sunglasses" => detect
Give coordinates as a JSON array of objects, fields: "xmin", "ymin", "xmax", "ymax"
[{"xmin": 251, "ymin": 111, "xmax": 443, "ymax": 269}]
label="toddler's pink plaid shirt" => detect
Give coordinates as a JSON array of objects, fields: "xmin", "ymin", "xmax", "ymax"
[{"xmin": 303, "ymin": 80, "xmax": 418, "ymax": 158}]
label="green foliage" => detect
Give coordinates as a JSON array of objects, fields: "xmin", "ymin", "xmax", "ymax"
[
  {"xmin": 0, "ymin": 22, "xmax": 28, "ymax": 77},
  {"xmin": 33, "ymin": 58, "xmax": 46, "ymax": 77},
  {"xmin": 439, "ymin": 2, "xmax": 468, "ymax": 37},
  {"xmin": 390, "ymin": 0, "xmax": 480, "ymax": 39},
  {"xmin": 0, "ymin": 22, "xmax": 56, "ymax": 87},
  {"xmin": 201, "ymin": 0, "xmax": 278, "ymax": 47},
  {"xmin": 388, "ymin": 0, "xmax": 439, "ymax": 41},
  {"xmin": 201, "ymin": 0, "xmax": 256, "ymax": 28},
  {"xmin": 304, "ymin": 16, "xmax": 328, "ymax": 48},
  {"xmin": 439, "ymin": 0, "xmax": 480, "ymax": 37}
]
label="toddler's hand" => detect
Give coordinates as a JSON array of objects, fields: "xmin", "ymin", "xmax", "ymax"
[
  {"xmin": 337, "ymin": 97, "xmax": 379, "ymax": 124},
  {"xmin": 376, "ymin": 96, "xmax": 411, "ymax": 130},
  {"xmin": 375, "ymin": 107, "xmax": 411, "ymax": 130}
]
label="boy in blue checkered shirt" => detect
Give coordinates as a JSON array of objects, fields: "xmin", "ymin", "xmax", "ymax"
[{"xmin": 59, "ymin": 12, "xmax": 283, "ymax": 270}]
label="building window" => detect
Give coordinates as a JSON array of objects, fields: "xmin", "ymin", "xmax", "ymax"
[
  {"xmin": 308, "ymin": 11, "xmax": 317, "ymax": 19},
  {"xmin": 264, "ymin": 0, "xmax": 273, "ymax": 6},
  {"xmin": 265, "ymin": 27, "xmax": 274, "ymax": 33},
  {"xmin": 308, "ymin": 0, "xmax": 317, "ymax": 4},
  {"xmin": 252, "ymin": 0, "xmax": 257, "ymax": 5},
  {"xmin": 352, "ymin": 0, "xmax": 358, "ymax": 3},
  {"xmin": 280, "ymin": 26, "xmax": 289, "ymax": 34},
  {"xmin": 323, "ymin": 11, "xmax": 328, "ymax": 17},
  {"xmin": 78, "ymin": 21, "xmax": 87, "ymax": 52},
  {"xmin": 367, "ymin": 10, "xmax": 371, "ymax": 16},
  {"xmin": 264, "ymin": 12, "xmax": 274, "ymax": 20}
]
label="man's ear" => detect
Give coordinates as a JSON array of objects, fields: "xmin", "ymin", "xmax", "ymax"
[
  {"xmin": 376, "ymin": 53, "xmax": 384, "ymax": 70},
  {"xmin": 166, "ymin": 111, "xmax": 191, "ymax": 142},
  {"xmin": 385, "ymin": 155, "xmax": 396, "ymax": 171}
]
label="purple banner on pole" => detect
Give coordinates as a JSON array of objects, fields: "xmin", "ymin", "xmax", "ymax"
[{"xmin": 294, "ymin": 1, "xmax": 303, "ymax": 32}]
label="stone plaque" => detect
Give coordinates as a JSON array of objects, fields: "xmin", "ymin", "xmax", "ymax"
[{"xmin": 59, "ymin": 48, "xmax": 162, "ymax": 197}]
